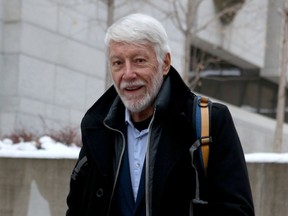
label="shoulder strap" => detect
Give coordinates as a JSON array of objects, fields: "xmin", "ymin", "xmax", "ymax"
[{"xmin": 194, "ymin": 95, "xmax": 212, "ymax": 176}]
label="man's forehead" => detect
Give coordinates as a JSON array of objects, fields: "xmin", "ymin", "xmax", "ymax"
[{"xmin": 109, "ymin": 41, "xmax": 155, "ymax": 56}]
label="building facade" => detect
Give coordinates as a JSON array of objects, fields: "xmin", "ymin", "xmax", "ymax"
[{"xmin": 0, "ymin": 0, "xmax": 287, "ymax": 151}]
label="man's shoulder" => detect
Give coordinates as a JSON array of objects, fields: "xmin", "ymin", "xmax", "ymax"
[
  {"xmin": 211, "ymin": 101, "xmax": 229, "ymax": 112},
  {"xmin": 209, "ymin": 101, "xmax": 235, "ymax": 126}
]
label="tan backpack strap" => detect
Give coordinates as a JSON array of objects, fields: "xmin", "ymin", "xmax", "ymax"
[{"xmin": 199, "ymin": 96, "xmax": 211, "ymax": 174}]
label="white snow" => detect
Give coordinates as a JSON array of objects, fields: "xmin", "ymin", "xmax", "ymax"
[
  {"xmin": 0, "ymin": 136, "xmax": 80, "ymax": 159},
  {"xmin": 1, "ymin": 136, "xmax": 288, "ymax": 162},
  {"xmin": 245, "ymin": 152, "xmax": 288, "ymax": 163}
]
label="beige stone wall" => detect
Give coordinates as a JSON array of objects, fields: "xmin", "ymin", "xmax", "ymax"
[
  {"xmin": 0, "ymin": 158, "xmax": 76, "ymax": 216},
  {"xmin": 0, "ymin": 158, "xmax": 287, "ymax": 216},
  {"xmin": 247, "ymin": 162, "xmax": 288, "ymax": 216}
]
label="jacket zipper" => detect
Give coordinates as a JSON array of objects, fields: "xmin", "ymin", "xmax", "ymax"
[
  {"xmin": 103, "ymin": 122, "xmax": 126, "ymax": 216},
  {"xmin": 145, "ymin": 109, "xmax": 156, "ymax": 216},
  {"xmin": 104, "ymin": 108, "xmax": 156, "ymax": 216}
]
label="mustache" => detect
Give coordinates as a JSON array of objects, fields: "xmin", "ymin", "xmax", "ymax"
[{"xmin": 120, "ymin": 81, "xmax": 146, "ymax": 89}]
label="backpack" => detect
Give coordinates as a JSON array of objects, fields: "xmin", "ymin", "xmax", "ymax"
[
  {"xmin": 194, "ymin": 95, "xmax": 212, "ymax": 176},
  {"xmin": 189, "ymin": 95, "xmax": 212, "ymax": 207}
]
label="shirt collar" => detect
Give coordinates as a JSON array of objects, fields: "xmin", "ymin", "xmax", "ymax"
[
  {"xmin": 125, "ymin": 108, "xmax": 151, "ymax": 134},
  {"xmin": 125, "ymin": 108, "xmax": 133, "ymax": 126}
]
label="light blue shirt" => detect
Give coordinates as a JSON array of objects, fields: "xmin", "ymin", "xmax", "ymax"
[{"xmin": 125, "ymin": 109, "xmax": 150, "ymax": 201}]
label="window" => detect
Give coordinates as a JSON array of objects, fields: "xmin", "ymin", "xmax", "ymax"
[{"xmin": 191, "ymin": 46, "xmax": 288, "ymax": 122}]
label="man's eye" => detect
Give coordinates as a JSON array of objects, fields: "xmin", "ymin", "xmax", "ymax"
[
  {"xmin": 112, "ymin": 60, "xmax": 122, "ymax": 66},
  {"xmin": 135, "ymin": 58, "xmax": 146, "ymax": 64}
]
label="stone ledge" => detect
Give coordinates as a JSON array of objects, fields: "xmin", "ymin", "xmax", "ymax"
[{"xmin": 0, "ymin": 158, "xmax": 286, "ymax": 216}]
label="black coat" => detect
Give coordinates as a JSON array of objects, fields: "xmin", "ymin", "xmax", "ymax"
[{"xmin": 66, "ymin": 66, "xmax": 255, "ymax": 216}]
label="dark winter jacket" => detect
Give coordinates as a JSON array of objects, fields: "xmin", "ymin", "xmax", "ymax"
[{"xmin": 66, "ymin": 66, "xmax": 255, "ymax": 216}]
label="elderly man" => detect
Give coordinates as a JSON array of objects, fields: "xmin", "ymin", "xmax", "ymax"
[{"xmin": 66, "ymin": 13, "xmax": 255, "ymax": 216}]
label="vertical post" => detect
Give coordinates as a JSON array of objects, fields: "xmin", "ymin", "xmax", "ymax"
[
  {"xmin": 105, "ymin": 0, "xmax": 114, "ymax": 90},
  {"xmin": 274, "ymin": 0, "xmax": 288, "ymax": 152},
  {"xmin": 183, "ymin": 0, "xmax": 196, "ymax": 85}
]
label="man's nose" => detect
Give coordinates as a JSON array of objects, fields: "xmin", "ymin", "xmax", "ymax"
[{"xmin": 122, "ymin": 61, "xmax": 136, "ymax": 79}]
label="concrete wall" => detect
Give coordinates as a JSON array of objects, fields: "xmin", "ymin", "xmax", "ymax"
[
  {"xmin": 248, "ymin": 162, "xmax": 288, "ymax": 216},
  {"xmin": 0, "ymin": 158, "xmax": 74, "ymax": 216},
  {"xmin": 0, "ymin": 0, "xmax": 274, "ymax": 137},
  {"xmin": 0, "ymin": 0, "xmax": 107, "ymax": 136},
  {"xmin": 193, "ymin": 0, "xmax": 269, "ymax": 69},
  {"xmin": 0, "ymin": 157, "xmax": 287, "ymax": 216},
  {"xmin": 226, "ymin": 101, "xmax": 288, "ymax": 153}
]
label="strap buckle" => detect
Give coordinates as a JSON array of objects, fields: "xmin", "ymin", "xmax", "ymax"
[
  {"xmin": 198, "ymin": 96, "xmax": 209, "ymax": 108},
  {"xmin": 200, "ymin": 136, "xmax": 212, "ymax": 144}
]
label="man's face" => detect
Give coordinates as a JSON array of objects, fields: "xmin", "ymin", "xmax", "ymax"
[{"xmin": 108, "ymin": 41, "xmax": 169, "ymax": 114}]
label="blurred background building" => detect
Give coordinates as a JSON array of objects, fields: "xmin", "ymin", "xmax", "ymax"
[{"xmin": 0, "ymin": 0, "xmax": 288, "ymax": 152}]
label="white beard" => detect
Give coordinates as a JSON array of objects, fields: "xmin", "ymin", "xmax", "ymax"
[{"xmin": 115, "ymin": 67, "xmax": 164, "ymax": 113}]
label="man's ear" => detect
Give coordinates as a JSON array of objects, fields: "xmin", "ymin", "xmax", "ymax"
[{"xmin": 162, "ymin": 53, "xmax": 171, "ymax": 75}]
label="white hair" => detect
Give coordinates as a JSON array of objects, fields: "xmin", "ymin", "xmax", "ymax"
[{"xmin": 104, "ymin": 13, "xmax": 171, "ymax": 64}]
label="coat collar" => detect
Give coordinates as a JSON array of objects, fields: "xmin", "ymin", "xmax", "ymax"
[
  {"xmin": 99, "ymin": 65, "xmax": 194, "ymax": 129},
  {"xmin": 81, "ymin": 65, "xmax": 195, "ymax": 169}
]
